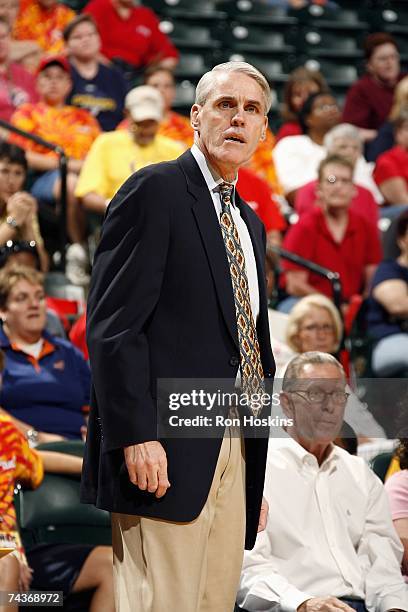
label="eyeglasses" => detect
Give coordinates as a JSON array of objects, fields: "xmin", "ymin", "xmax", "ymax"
[
  {"xmin": 299, "ymin": 323, "xmax": 335, "ymax": 334},
  {"xmin": 374, "ymin": 53, "xmax": 400, "ymax": 63},
  {"xmin": 289, "ymin": 389, "xmax": 350, "ymax": 406},
  {"xmin": 313, "ymin": 103, "xmax": 338, "ymax": 113},
  {"xmin": 323, "ymin": 175, "xmax": 353, "ymax": 186}
]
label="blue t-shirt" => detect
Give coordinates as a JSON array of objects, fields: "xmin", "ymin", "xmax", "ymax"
[
  {"xmin": 0, "ymin": 328, "xmax": 91, "ymax": 439},
  {"xmin": 367, "ymin": 259, "xmax": 408, "ymax": 340},
  {"xmin": 67, "ymin": 62, "xmax": 127, "ymax": 131}
]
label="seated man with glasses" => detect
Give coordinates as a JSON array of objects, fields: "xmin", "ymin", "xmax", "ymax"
[
  {"xmin": 238, "ymin": 351, "xmax": 408, "ymax": 612},
  {"xmin": 279, "ymin": 155, "xmax": 382, "ymax": 313}
]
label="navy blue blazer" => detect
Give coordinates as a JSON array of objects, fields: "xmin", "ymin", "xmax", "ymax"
[{"xmin": 80, "ymin": 150, "xmax": 275, "ymax": 549}]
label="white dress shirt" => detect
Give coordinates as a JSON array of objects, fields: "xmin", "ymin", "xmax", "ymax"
[
  {"xmin": 272, "ymin": 135, "xmax": 326, "ymax": 195},
  {"xmin": 190, "ymin": 144, "xmax": 260, "ymax": 323},
  {"xmin": 238, "ymin": 434, "xmax": 408, "ymax": 612}
]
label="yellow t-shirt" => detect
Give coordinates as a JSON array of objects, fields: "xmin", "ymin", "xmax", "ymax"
[{"xmin": 75, "ymin": 130, "xmax": 184, "ymax": 201}]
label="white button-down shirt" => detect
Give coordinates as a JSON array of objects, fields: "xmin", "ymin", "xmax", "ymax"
[
  {"xmin": 190, "ymin": 144, "xmax": 260, "ymax": 323},
  {"xmin": 238, "ymin": 433, "xmax": 408, "ymax": 612}
]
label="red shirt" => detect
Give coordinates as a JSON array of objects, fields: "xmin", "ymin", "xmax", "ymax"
[
  {"xmin": 275, "ymin": 121, "xmax": 302, "ymax": 143},
  {"xmin": 237, "ymin": 167, "xmax": 286, "ymax": 233},
  {"xmin": 342, "ymin": 73, "xmax": 406, "ymax": 130},
  {"xmin": 295, "ymin": 180, "xmax": 379, "ymax": 226},
  {"xmin": 282, "ymin": 207, "xmax": 382, "ymax": 300},
  {"xmin": 84, "ymin": 0, "xmax": 179, "ymax": 68},
  {"xmin": 0, "ymin": 63, "xmax": 38, "ymax": 122},
  {"xmin": 373, "ymin": 145, "xmax": 408, "ymax": 189}
]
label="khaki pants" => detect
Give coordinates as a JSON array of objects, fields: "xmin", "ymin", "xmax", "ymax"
[{"xmin": 111, "ymin": 429, "xmax": 246, "ymax": 612}]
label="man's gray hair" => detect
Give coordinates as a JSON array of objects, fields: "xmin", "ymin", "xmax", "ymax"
[
  {"xmin": 282, "ymin": 351, "xmax": 345, "ymax": 391},
  {"xmin": 195, "ymin": 61, "xmax": 272, "ymax": 114},
  {"xmin": 324, "ymin": 123, "xmax": 362, "ymax": 153}
]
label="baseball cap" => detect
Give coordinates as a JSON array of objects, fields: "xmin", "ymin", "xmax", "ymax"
[
  {"xmin": 125, "ymin": 85, "xmax": 164, "ymax": 123},
  {"xmin": 37, "ymin": 55, "xmax": 71, "ymax": 75}
]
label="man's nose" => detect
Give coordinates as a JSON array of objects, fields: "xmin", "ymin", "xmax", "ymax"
[{"xmin": 231, "ymin": 107, "xmax": 245, "ymax": 125}]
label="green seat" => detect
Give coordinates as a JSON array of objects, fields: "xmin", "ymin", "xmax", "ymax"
[
  {"xmin": 370, "ymin": 451, "xmax": 393, "ymax": 483},
  {"xmin": 15, "ymin": 440, "xmax": 111, "ymax": 550},
  {"xmin": 36, "ymin": 439, "xmax": 86, "ymax": 457}
]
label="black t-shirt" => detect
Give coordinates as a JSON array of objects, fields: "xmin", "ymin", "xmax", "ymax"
[
  {"xmin": 68, "ymin": 62, "xmax": 127, "ymax": 131},
  {"xmin": 367, "ymin": 259, "xmax": 408, "ymax": 340}
]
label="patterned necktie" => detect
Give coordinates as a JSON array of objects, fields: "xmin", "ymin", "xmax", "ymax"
[{"xmin": 219, "ymin": 182, "xmax": 264, "ymax": 417}]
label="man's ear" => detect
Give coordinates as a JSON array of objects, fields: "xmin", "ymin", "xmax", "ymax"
[{"xmin": 190, "ymin": 104, "xmax": 201, "ymax": 131}]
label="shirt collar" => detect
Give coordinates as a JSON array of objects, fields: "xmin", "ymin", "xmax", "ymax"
[
  {"xmin": 269, "ymin": 431, "xmax": 339, "ymax": 469},
  {"xmin": 0, "ymin": 324, "xmax": 56, "ymax": 351},
  {"xmin": 191, "ymin": 144, "xmax": 238, "ymax": 205}
]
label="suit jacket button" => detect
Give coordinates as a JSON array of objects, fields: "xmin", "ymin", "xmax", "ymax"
[{"xmin": 230, "ymin": 356, "xmax": 240, "ymax": 367}]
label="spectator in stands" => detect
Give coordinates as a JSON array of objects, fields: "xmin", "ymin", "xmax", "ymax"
[
  {"xmin": 342, "ymin": 33, "xmax": 406, "ymax": 143},
  {"xmin": 64, "ymin": 14, "xmax": 127, "ymax": 132},
  {"xmin": 0, "ymin": 265, "xmax": 91, "ymax": 441},
  {"xmin": 276, "ymin": 66, "xmax": 329, "ymax": 142},
  {"xmin": 273, "ymin": 91, "xmax": 340, "ymax": 203},
  {"xmin": 367, "ymin": 210, "xmax": 408, "ymax": 377},
  {"xmin": 283, "ymin": 294, "xmax": 385, "ymax": 439},
  {"xmin": 0, "ymin": 240, "xmax": 67, "ymax": 339},
  {"xmin": 75, "ymin": 84, "xmax": 183, "ymax": 216},
  {"xmin": 237, "ymin": 166, "xmax": 286, "ymax": 248},
  {"xmin": 366, "ymin": 75, "xmax": 408, "ymax": 163},
  {"xmin": 280, "ymin": 155, "xmax": 382, "ymax": 311},
  {"xmin": 238, "ymin": 351, "xmax": 408, "ymax": 612},
  {"xmin": 0, "ymin": 16, "xmax": 37, "ymax": 122},
  {"xmin": 83, "ymin": 0, "xmax": 178, "ymax": 83},
  {"xmin": 374, "ymin": 114, "xmax": 408, "ymax": 207},
  {"xmin": 0, "ymin": 405, "xmax": 115, "ymax": 611},
  {"xmin": 0, "ymin": 142, "xmax": 48, "ymax": 271},
  {"xmin": 11, "ymin": 55, "xmax": 100, "ymax": 285},
  {"xmin": 295, "ymin": 124, "xmax": 381, "ymax": 223},
  {"xmin": 324, "ymin": 123, "xmax": 383, "ymax": 204},
  {"xmin": 13, "ymin": 0, "xmax": 74, "ymax": 55},
  {"xmin": 118, "ymin": 65, "xmax": 194, "ymax": 148},
  {"xmin": 0, "ymin": 0, "xmax": 41, "ymax": 71},
  {"xmin": 385, "ymin": 437, "xmax": 408, "ymax": 579}
]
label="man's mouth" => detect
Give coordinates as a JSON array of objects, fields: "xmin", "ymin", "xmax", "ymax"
[{"xmin": 224, "ymin": 134, "xmax": 245, "ymax": 144}]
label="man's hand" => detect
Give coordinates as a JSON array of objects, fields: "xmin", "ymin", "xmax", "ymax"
[
  {"xmin": 124, "ymin": 441, "xmax": 171, "ymax": 498},
  {"xmin": 6, "ymin": 192, "xmax": 36, "ymax": 227},
  {"xmin": 298, "ymin": 598, "xmax": 355, "ymax": 612},
  {"xmin": 257, "ymin": 496, "xmax": 269, "ymax": 532}
]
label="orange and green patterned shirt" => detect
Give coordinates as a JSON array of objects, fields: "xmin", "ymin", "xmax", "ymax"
[
  {"xmin": 13, "ymin": 0, "xmax": 75, "ymax": 55},
  {"xmin": 0, "ymin": 414, "xmax": 43, "ymax": 554},
  {"xmin": 10, "ymin": 102, "xmax": 100, "ymax": 160}
]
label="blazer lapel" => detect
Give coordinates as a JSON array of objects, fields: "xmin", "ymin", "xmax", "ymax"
[{"xmin": 178, "ymin": 151, "xmax": 239, "ymax": 352}]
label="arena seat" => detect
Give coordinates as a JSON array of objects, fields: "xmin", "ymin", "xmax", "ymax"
[
  {"xmin": 14, "ymin": 440, "xmax": 111, "ymax": 550},
  {"xmin": 218, "ymin": 23, "xmax": 295, "ymax": 56},
  {"xmin": 160, "ymin": 19, "xmax": 220, "ymax": 50},
  {"xmin": 369, "ymin": 2, "xmax": 408, "ymax": 35},
  {"xmin": 173, "ymin": 79, "xmax": 196, "ymax": 112},
  {"xmin": 296, "ymin": 29, "xmax": 364, "ymax": 60},
  {"xmin": 370, "ymin": 451, "xmax": 394, "ymax": 482},
  {"xmin": 216, "ymin": 0, "xmax": 298, "ymax": 25},
  {"xmin": 143, "ymin": 0, "xmax": 224, "ymax": 20},
  {"xmin": 292, "ymin": 4, "xmax": 368, "ymax": 31},
  {"xmin": 174, "ymin": 52, "xmax": 215, "ymax": 79},
  {"xmin": 304, "ymin": 58, "xmax": 359, "ymax": 88}
]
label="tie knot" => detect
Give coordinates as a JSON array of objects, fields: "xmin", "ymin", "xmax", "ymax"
[{"xmin": 219, "ymin": 182, "xmax": 234, "ymax": 210}]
